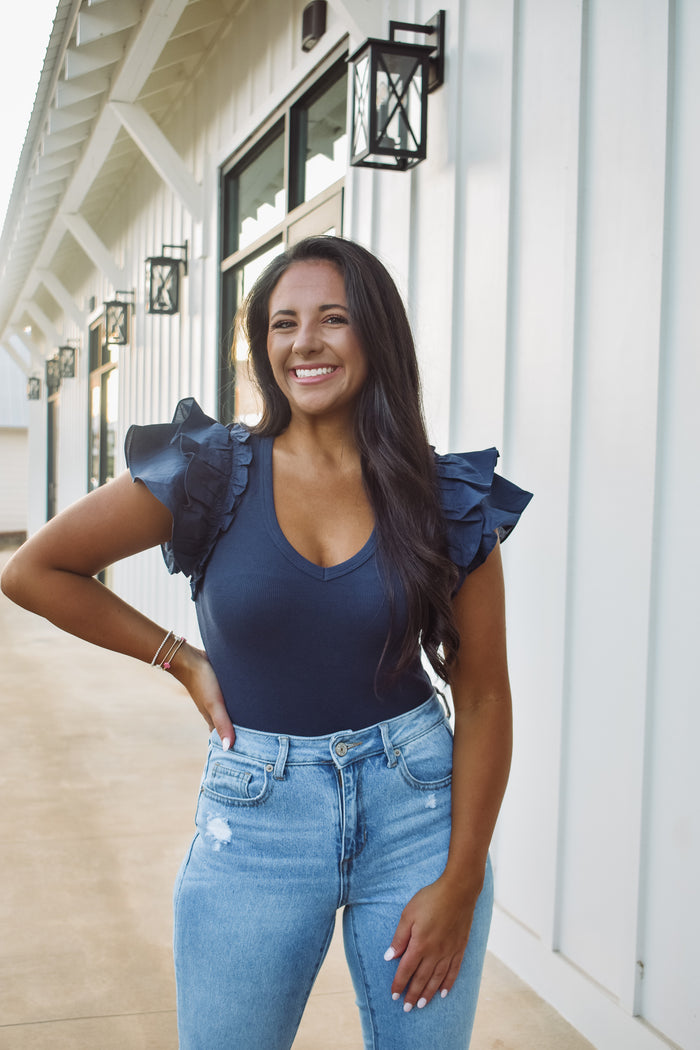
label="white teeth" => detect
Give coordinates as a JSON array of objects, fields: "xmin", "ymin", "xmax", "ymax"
[{"xmin": 295, "ymin": 366, "xmax": 335, "ymax": 377}]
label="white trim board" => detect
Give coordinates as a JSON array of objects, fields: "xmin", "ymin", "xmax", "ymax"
[{"xmin": 489, "ymin": 909, "xmax": 680, "ymax": 1050}]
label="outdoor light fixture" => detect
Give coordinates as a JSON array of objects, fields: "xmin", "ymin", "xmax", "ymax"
[
  {"xmin": 146, "ymin": 242, "xmax": 188, "ymax": 315},
  {"xmin": 58, "ymin": 343, "xmax": 77, "ymax": 378},
  {"xmin": 27, "ymin": 376, "xmax": 41, "ymax": 400},
  {"xmin": 301, "ymin": 1, "xmax": 326, "ymax": 52},
  {"xmin": 349, "ymin": 10, "xmax": 445, "ymax": 170},
  {"xmin": 104, "ymin": 291, "xmax": 135, "ymax": 345},
  {"xmin": 46, "ymin": 355, "xmax": 61, "ymax": 394}
]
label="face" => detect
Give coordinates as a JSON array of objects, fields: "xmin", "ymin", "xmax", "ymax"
[{"xmin": 266, "ymin": 260, "xmax": 368, "ymax": 424}]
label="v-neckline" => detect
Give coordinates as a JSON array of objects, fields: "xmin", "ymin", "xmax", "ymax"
[{"xmin": 261, "ymin": 436, "xmax": 376, "ymax": 580}]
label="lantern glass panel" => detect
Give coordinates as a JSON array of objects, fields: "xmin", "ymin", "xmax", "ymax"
[
  {"xmin": 375, "ymin": 50, "xmax": 426, "ymax": 155},
  {"xmin": 46, "ymin": 356, "xmax": 61, "ymax": 394},
  {"xmin": 106, "ymin": 303, "xmax": 128, "ymax": 345},
  {"xmin": 148, "ymin": 260, "xmax": 179, "ymax": 314},
  {"xmin": 58, "ymin": 346, "xmax": 76, "ymax": 378},
  {"xmin": 27, "ymin": 377, "xmax": 41, "ymax": 400},
  {"xmin": 352, "ymin": 53, "xmax": 371, "ymax": 158}
]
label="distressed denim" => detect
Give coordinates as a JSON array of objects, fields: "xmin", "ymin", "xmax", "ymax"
[{"xmin": 173, "ymin": 695, "xmax": 493, "ymax": 1049}]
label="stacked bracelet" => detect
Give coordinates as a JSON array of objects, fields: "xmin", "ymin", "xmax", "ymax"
[{"xmin": 151, "ymin": 630, "xmax": 186, "ymax": 671}]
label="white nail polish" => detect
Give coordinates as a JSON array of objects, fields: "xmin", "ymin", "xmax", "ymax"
[
  {"xmin": 384, "ymin": 946, "xmax": 396, "ymax": 961},
  {"xmin": 417, "ymin": 998, "xmax": 427, "ymax": 1009},
  {"xmin": 403, "ymin": 1002, "xmax": 413, "ymax": 1013},
  {"xmin": 222, "ymin": 737, "xmax": 231, "ymax": 751},
  {"xmin": 392, "ymin": 992, "xmax": 400, "ymax": 1001},
  {"xmin": 440, "ymin": 988, "xmax": 449, "ymax": 999}
]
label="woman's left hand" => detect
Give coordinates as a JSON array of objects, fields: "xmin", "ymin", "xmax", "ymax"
[{"xmin": 384, "ymin": 874, "xmax": 482, "ymax": 1011}]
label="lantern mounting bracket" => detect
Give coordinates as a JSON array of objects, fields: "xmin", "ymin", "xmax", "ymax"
[{"xmin": 388, "ymin": 10, "xmax": 445, "ymax": 92}]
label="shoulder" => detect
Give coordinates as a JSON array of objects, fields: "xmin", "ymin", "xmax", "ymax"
[
  {"xmin": 433, "ymin": 447, "xmax": 532, "ymax": 586},
  {"xmin": 124, "ymin": 398, "xmax": 254, "ymax": 592}
]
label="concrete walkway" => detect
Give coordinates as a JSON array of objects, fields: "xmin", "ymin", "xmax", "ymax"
[{"xmin": 0, "ymin": 551, "xmax": 594, "ymax": 1050}]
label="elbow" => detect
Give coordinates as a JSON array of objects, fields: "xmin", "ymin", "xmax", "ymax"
[
  {"xmin": 0, "ymin": 554, "xmax": 21, "ymax": 603},
  {"xmin": 1, "ymin": 548, "xmax": 34, "ymax": 608}
]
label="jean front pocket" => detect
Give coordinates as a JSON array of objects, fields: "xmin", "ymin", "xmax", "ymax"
[
  {"xmin": 395, "ymin": 720, "xmax": 453, "ymax": 790},
  {"xmin": 201, "ymin": 752, "xmax": 272, "ymax": 807}
]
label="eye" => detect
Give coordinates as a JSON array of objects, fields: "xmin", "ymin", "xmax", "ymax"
[
  {"xmin": 324, "ymin": 314, "xmax": 348, "ymax": 326},
  {"xmin": 270, "ymin": 319, "xmax": 295, "ymax": 330}
]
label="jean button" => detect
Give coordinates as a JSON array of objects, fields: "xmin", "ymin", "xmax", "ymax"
[{"xmin": 335, "ymin": 741, "xmax": 348, "ymax": 757}]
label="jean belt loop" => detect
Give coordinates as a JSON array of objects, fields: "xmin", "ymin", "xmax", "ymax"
[
  {"xmin": 379, "ymin": 722, "xmax": 398, "ymax": 768},
  {"xmin": 274, "ymin": 736, "xmax": 289, "ymax": 780},
  {"xmin": 435, "ymin": 689, "xmax": 452, "ymax": 721}
]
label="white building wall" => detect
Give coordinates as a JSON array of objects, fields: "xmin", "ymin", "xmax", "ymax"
[
  {"xmin": 23, "ymin": 1, "xmax": 698, "ymax": 1048},
  {"xmin": 0, "ymin": 428, "xmax": 29, "ymax": 534},
  {"xmin": 0, "ymin": 354, "xmax": 29, "ymax": 535}
]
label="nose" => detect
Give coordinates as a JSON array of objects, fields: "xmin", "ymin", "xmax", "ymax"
[{"xmin": 292, "ymin": 320, "xmax": 323, "ymax": 357}]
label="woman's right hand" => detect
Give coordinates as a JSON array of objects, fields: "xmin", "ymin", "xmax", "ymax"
[{"xmin": 169, "ymin": 643, "xmax": 236, "ymax": 749}]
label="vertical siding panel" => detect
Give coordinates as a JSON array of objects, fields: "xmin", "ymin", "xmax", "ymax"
[
  {"xmin": 638, "ymin": 0, "xmax": 700, "ymax": 1042},
  {"xmin": 449, "ymin": 0, "xmax": 515, "ymax": 453},
  {"xmin": 557, "ymin": 0, "xmax": 668, "ymax": 1002},
  {"xmin": 494, "ymin": 0, "xmax": 583, "ymax": 948},
  {"xmin": 410, "ymin": 0, "xmax": 461, "ymax": 452}
]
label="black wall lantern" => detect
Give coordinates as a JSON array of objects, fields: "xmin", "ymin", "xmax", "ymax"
[
  {"xmin": 58, "ymin": 343, "xmax": 77, "ymax": 378},
  {"xmin": 27, "ymin": 376, "xmax": 41, "ymax": 400},
  {"xmin": 104, "ymin": 291, "xmax": 135, "ymax": 345},
  {"xmin": 46, "ymin": 355, "xmax": 61, "ymax": 394},
  {"xmin": 146, "ymin": 242, "xmax": 188, "ymax": 315},
  {"xmin": 349, "ymin": 10, "xmax": 445, "ymax": 171}
]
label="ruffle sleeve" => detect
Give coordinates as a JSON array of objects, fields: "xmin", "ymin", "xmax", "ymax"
[
  {"xmin": 124, "ymin": 397, "xmax": 252, "ymax": 597},
  {"xmin": 434, "ymin": 447, "xmax": 532, "ymax": 591}
]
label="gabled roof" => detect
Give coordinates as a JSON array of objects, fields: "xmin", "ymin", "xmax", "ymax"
[{"xmin": 0, "ymin": 0, "xmax": 242, "ymax": 352}]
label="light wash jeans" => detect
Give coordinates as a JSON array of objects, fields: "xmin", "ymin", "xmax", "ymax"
[{"xmin": 173, "ymin": 695, "xmax": 493, "ymax": 1049}]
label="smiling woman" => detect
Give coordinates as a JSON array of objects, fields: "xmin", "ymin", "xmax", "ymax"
[{"xmin": 1, "ymin": 235, "xmax": 531, "ymax": 1050}]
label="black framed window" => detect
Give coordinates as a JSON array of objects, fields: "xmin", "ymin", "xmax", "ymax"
[
  {"xmin": 88, "ymin": 318, "xmax": 118, "ymax": 492},
  {"xmin": 219, "ymin": 50, "xmax": 348, "ymax": 424}
]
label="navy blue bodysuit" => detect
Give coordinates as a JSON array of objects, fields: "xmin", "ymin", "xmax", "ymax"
[{"xmin": 125, "ymin": 398, "xmax": 531, "ymax": 735}]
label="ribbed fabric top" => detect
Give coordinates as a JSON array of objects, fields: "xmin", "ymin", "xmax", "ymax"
[{"xmin": 125, "ymin": 398, "xmax": 532, "ymax": 734}]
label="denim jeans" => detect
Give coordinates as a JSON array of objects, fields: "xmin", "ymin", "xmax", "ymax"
[{"xmin": 173, "ymin": 695, "xmax": 493, "ymax": 1049}]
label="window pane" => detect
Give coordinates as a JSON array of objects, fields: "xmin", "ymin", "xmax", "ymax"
[
  {"xmin": 295, "ymin": 70, "xmax": 347, "ymax": 205},
  {"xmin": 89, "ymin": 382, "xmax": 101, "ymax": 491},
  {"xmin": 224, "ymin": 128, "xmax": 285, "ymax": 256},
  {"xmin": 103, "ymin": 367, "xmax": 119, "ymax": 484},
  {"xmin": 220, "ymin": 239, "xmax": 283, "ymax": 424}
]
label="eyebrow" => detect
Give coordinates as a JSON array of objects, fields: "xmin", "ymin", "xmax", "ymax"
[{"xmin": 270, "ymin": 303, "xmax": 348, "ymax": 319}]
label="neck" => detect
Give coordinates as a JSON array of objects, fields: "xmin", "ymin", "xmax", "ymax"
[{"xmin": 275, "ymin": 413, "xmax": 359, "ymax": 467}]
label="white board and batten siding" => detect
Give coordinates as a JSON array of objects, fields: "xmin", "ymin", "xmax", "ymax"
[
  {"xmin": 350, "ymin": 3, "xmax": 699, "ymax": 1048},
  {"xmin": 28, "ymin": 1, "xmax": 698, "ymax": 1048},
  {"xmin": 0, "ymin": 353, "xmax": 29, "ymax": 535}
]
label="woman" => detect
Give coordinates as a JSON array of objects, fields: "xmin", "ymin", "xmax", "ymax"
[{"xmin": 1, "ymin": 236, "xmax": 531, "ymax": 1049}]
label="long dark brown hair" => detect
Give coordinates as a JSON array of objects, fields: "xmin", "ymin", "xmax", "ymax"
[{"xmin": 237, "ymin": 236, "xmax": 459, "ymax": 681}]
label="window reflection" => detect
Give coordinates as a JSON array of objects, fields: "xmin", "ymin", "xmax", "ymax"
[
  {"xmin": 225, "ymin": 128, "xmax": 285, "ymax": 256},
  {"xmin": 299, "ymin": 73, "xmax": 347, "ymax": 203},
  {"xmin": 232, "ymin": 241, "xmax": 283, "ymax": 426}
]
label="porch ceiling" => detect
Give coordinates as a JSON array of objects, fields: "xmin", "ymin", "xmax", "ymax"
[{"xmin": 0, "ymin": 0, "xmax": 243, "ymax": 349}]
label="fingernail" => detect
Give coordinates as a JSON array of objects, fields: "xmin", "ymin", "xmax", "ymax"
[
  {"xmin": 384, "ymin": 947, "xmax": 396, "ymax": 961},
  {"xmin": 392, "ymin": 992, "xmax": 400, "ymax": 1001},
  {"xmin": 222, "ymin": 737, "xmax": 231, "ymax": 751},
  {"xmin": 403, "ymin": 1002, "xmax": 413, "ymax": 1013},
  {"xmin": 417, "ymin": 998, "xmax": 427, "ymax": 1009},
  {"xmin": 440, "ymin": 989, "xmax": 449, "ymax": 999}
]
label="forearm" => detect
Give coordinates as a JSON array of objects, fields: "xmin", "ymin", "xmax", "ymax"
[
  {"xmin": 3, "ymin": 560, "xmax": 170, "ymax": 666},
  {"xmin": 442, "ymin": 694, "xmax": 512, "ymax": 896}
]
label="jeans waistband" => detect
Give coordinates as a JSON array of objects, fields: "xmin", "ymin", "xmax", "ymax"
[{"xmin": 210, "ymin": 694, "xmax": 450, "ymax": 776}]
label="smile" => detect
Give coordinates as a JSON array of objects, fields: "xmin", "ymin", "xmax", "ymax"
[{"xmin": 293, "ymin": 366, "xmax": 338, "ymax": 378}]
